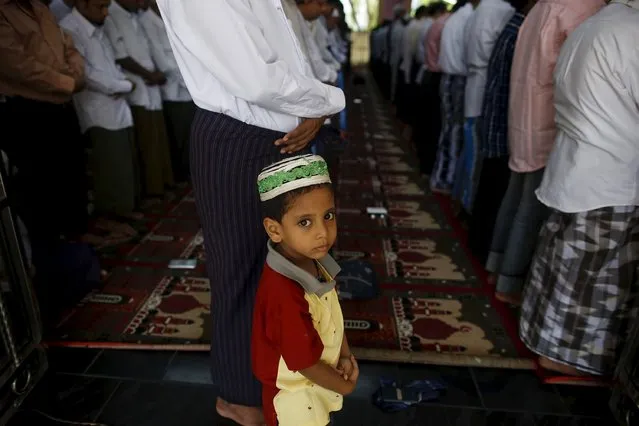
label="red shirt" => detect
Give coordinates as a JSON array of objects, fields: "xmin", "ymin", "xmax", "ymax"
[{"xmin": 252, "ymin": 264, "xmax": 324, "ymax": 426}]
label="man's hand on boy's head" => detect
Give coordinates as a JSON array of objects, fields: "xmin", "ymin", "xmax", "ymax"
[{"xmin": 274, "ymin": 117, "xmax": 326, "ymax": 154}]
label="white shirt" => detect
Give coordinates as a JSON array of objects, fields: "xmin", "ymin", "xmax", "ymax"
[
  {"xmin": 137, "ymin": 9, "xmax": 191, "ymax": 102},
  {"xmin": 104, "ymin": 1, "xmax": 163, "ymax": 110},
  {"xmin": 156, "ymin": 0, "xmax": 344, "ymax": 133},
  {"xmin": 49, "ymin": 0, "xmax": 72, "ymax": 22},
  {"xmin": 438, "ymin": 3, "xmax": 474, "ymax": 75},
  {"xmin": 389, "ymin": 19, "xmax": 405, "ymax": 69},
  {"xmin": 60, "ymin": 9, "xmax": 133, "ymax": 133},
  {"xmin": 328, "ymin": 29, "xmax": 347, "ymax": 64},
  {"xmin": 312, "ymin": 16, "xmax": 341, "ymax": 71},
  {"xmin": 536, "ymin": 2, "xmax": 639, "ymax": 213},
  {"xmin": 464, "ymin": 0, "xmax": 514, "ymax": 117},
  {"xmin": 280, "ymin": 0, "xmax": 335, "ymax": 83},
  {"xmin": 400, "ymin": 17, "xmax": 428, "ymax": 83},
  {"xmin": 415, "ymin": 17, "xmax": 434, "ymax": 66}
]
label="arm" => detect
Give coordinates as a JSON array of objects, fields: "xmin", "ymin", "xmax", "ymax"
[
  {"xmin": 0, "ymin": 15, "xmax": 75, "ymax": 96},
  {"xmin": 103, "ymin": 16, "xmax": 156, "ymax": 82},
  {"xmin": 471, "ymin": 10, "xmax": 514, "ymax": 71},
  {"xmin": 300, "ymin": 362, "xmax": 354, "ymax": 396},
  {"xmin": 63, "ymin": 28, "xmax": 132, "ymax": 95},
  {"xmin": 61, "ymin": 28, "xmax": 85, "ymax": 82},
  {"xmin": 157, "ymin": 0, "xmax": 343, "ymax": 118},
  {"xmin": 303, "ymin": 22, "xmax": 337, "ymax": 84},
  {"xmin": 340, "ymin": 335, "xmax": 352, "ymax": 359}
]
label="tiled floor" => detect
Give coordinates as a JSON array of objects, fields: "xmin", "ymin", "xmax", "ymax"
[{"xmin": 7, "ymin": 347, "xmax": 616, "ymax": 425}]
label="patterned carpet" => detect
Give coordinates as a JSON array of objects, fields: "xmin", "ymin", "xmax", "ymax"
[{"xmin": 47, "ymin": 72, "xmax": 534, "ymax": 370}]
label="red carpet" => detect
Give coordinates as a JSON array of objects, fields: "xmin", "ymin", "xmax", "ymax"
[{"xmin": 46, "ymin": 71, "xmax": 534, "ymax": 370}]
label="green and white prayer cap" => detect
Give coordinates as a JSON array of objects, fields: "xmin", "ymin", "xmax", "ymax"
[{"xmin": 257, "ymin": 154, "xmax": 331, "ymax": 202}]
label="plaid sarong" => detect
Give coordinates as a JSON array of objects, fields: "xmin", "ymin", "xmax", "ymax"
[
  {"xmin": 519, "ymin": 206, "xmax": 639, "ymax": 376},
  {"xmin": 431, "ymin": 74, "xmax": 465, "ymax": 191}
]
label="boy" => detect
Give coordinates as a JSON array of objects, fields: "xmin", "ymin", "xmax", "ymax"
[{"xmin": 252, "ymin": 154, "xmax": 358, "ymax": 426}]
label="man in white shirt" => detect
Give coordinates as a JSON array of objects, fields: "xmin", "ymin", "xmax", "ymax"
[
  {"xmin": 138, "ymin": 0, "xmax": 194, "ymax": 182},
  {"xmin": 283, "ymin": 0, "xmax": 337, "ymax": 84},
  {"xmin": 104, "ymin": 0, "xmax": 174, "ymax": 198},
  {"xmin": 60, "ymin": 0, "xmax": 138, "ymax": 216},
  {"xmin": 520, "ymin": 0, "xmax": 639, "ymax": 380},
  {"xmin": 430, "ymin": 0, "xmax": 475, "ymax": 194},
  {"xmin": 397, "ymin": 5, "xmax": 428, "ymax": 127},
  {"xmin": 389, "ymin": 5, "xmax": 407, "ymax": 103},
  {"xmin": 49, "ymin": 0, "xmax": 74, "ymax": 22},
  {"xmin": 156, "ymin": 1, "xmax": 344, "ymax": 424},
  {"xmin": 453, "ymin": 0, "xmax": 514, "ymax": 213},
  {"xmin": 311, "ymin": 7, "xmax": 341, "ymax": 73}
]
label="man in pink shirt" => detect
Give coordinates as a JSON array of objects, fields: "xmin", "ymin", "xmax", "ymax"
[
  {"xmin": 413, "ymin": 3, "xmax": 449, "ymax": 175},
  {"xmin": 485, "ymin": 0, "xmax": 605, "ymax": 305}
]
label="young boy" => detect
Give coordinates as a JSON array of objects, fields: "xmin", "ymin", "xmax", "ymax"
[{"xmin": 252, "ymin": 154, "xmax": 358, "ymax": 426}]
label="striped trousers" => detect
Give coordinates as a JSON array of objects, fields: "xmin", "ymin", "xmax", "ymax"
[
  {"xmin": 190, "ymin": 110, "xmax": 297, "ymax": 406},
  {"xmin": 430, "ymin": 74, "xmax": 466, "ymax": 192}
]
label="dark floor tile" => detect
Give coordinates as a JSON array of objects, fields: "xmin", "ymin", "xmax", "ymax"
[
  {"xmin": 335, "ymin": 398, "xmax": 415, "ymax": 426},
  {"xmin": 46, "ymin": 347, "xmax": 102, "ymax": 374},
  {"xmin": 533, "ymin": 414, "xmax": 607, "ymax": 426},
  {"xmin": 85, "ymin": 349, "xmax": 175, "ymax": 381},
  {"xmin": 11, "ymin": 373, "xmax": 119, "ymax": 424},
  {"xmin": 97, "ymin": 381, "xmax": 221, "ymax": 426},
  {"xmin": 346, "ymin": 361, "xmax": 399, "ymax": 402},
  {"xmin": 396, "ymin": 364, "xmax": 482, "ymax": 408},
  {"xmin": 163, "ymin": 351, "xmax": 212, "ymax": 385},
  {"xmin": 483, "ymin": 410, "xmax": 537, "ymax": 426},
  {"xmin": 471, "ymin": 369, "xmax": 568, "ymax": 414},
  {"xmin": 555, "ymin": 385, "xmax": 613, "ymax": 418}
]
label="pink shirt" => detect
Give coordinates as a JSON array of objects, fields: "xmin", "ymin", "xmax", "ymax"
[
  {"xmin": 425, "ymin": 13, "xmax": 450, "ymax": 72},
  {"xmin": 507, "ymin": 0, "xmax": 605, "ymax": 173}
]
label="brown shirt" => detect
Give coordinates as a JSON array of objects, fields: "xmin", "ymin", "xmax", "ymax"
[{"xmin": 0, "ymin": 0, "xmax": 85, "ymax": 104}]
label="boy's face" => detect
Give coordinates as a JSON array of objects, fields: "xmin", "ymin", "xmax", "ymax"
[{"xmin": 265, "ymin": 187, "xmax": 337, "ymax": 261}]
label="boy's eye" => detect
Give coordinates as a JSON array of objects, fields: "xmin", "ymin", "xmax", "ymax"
[
  {"xmin": 298, "ymin": 219, "xmax": 312, "ymax": 228},
  {"xmin": 325, "ymin": 212, "xmax": 335, "ymax": 221}
]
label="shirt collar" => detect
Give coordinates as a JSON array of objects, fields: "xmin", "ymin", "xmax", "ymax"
[
  {"xmin": 266, "ymin": 240, "xmax": 341, "ymax": 297},
  {"xmin": 610, "ymin": 0, "xmax": 639, "ymax": 10},
  {"xmin": 72, "ymin": 7, "xmax": 97, "ymax": 38}
]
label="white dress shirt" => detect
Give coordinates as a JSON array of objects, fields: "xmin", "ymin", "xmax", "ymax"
[
  {"xmin": 438, "ymin": 3, "xmax": 474, "ymax": 75},
  {"xmin": 49, "ymin": 0, "xmax": 72, "ymax": 22},
  {"xmin": 464, "ymin": 0, "xmax": 514, "ymax": 117},
  {"xmin": 328, "ymin": 29, "xmax": 347, "ymax": 64},
  {"xmin": 156, "ymin": 0, "xmax": 344, "ymax": 133},
  {"xmin": 400, "ymin": 17, "xmax": 427, "ymax": 83},
  {"xmin": 536, "ymin": 2, "xmax": 639, "ymax": 213},
  {"xmin": 137, "ymin": 9, "xmax": 191, "ymax": 102},
  {"xmin": 415, "ymin": 17, "xmax": 434, "ymax": 66},
  {"xmin": 280, "ymin": 0, "xmax": 336, "ymax": 83},
  {"xmin": 312, "ymin": 16, "xmax": 341, "ymax": 71},
  {"xmin": 104, "ymin": 1, "xmax": 163, "ymax": 110},
  {"xmin": 59, "ymin": 9, "xmax": 133, "ymax": 133}
]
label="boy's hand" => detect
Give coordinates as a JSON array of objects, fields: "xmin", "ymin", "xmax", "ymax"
[
  {"xmin": 347, "ymin": 355, "xmax": 359, "ymax": 385},
  {"xmin": 336, "ymin": 356, "xmax": 354, "ymax": 380}
]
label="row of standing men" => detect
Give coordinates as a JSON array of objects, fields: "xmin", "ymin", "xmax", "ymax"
[{"xmin": 371, "ymin": 0, "xmax": 639, "ymax": 381}]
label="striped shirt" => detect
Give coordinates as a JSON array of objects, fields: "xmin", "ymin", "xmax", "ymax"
[{"xmin": 480, "ymin": 12, "xmax": 524, "ymax": 158}]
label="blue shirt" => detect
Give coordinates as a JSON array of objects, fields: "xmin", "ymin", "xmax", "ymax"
[{"xmin": 480, "ymin": 12, "xmax": 525, "ymax": 158}]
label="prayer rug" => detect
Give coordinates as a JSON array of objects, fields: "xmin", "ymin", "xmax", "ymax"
[{"xmin": 46, "ymin": 69, "xmax": 533, "ymax": 370}]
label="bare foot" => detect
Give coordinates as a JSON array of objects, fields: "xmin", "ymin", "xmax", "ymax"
[
  {"xmin": 539, "ymin": 356, "xmax": 586, "ymax": 376},
  {"xmin": 495, "ymin": 291, "xmax": 522, "ymax": 306},
  {"xmin": 216, "ymin": 398, "xmax": 265, "ymax": 426}
]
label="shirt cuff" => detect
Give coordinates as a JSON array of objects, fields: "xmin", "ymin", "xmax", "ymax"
[{"xmin": 115, "ymin": 79, "xmax": 134, "ymax": 94}]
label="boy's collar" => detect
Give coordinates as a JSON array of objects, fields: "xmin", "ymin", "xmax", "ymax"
[{"xmin": 266, "ymin": 241, "xmax": 341, "ymax": 297}]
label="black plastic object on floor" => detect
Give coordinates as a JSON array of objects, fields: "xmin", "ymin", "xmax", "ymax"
[
  {"xmin": 372, "ymin": 378, "xmax": 447, "ymax": 413},
  {"xmin": 336, "ymin": 259, "xmax": 379, "ymax": 301}
]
